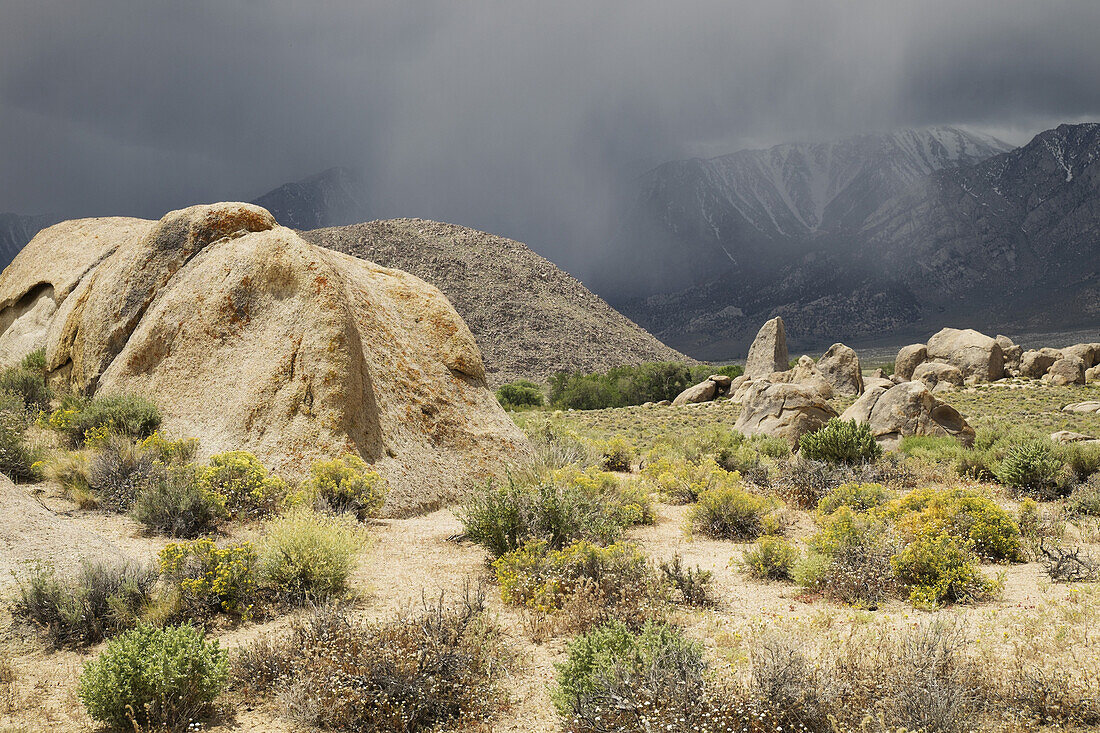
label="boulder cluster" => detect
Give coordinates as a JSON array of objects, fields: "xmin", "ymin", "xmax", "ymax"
[
  {"xmin": 896, "ymin": 328, "xmax": 1100, "ymax": 387},
  {"xmin": 672, "ymin": 317, "xmax": 977, "ymax": 450}
]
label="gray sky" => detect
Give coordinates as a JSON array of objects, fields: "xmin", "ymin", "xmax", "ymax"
[{"xmin": 2, "ymin": 0, "xmax": 1099, "ymax": 272}]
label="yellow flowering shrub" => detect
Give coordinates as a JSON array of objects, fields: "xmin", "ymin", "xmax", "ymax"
[
  {"xmin": 294, "ymin": 453, "xmax": 387, "ymax": 520},
  {"xmin": 879, "ymin": 486, "xmax": 1022, "ymax": 562},
  {"xmin": 158, "ymin": 538, "xmax": 257, "ymax": 620},
  {"xmin": 199, "ymin": 451, "xmax": 286, "ymax": 519}
]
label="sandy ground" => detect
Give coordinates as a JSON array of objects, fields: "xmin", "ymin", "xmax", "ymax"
[{"xmin": 0, "ymin": 480, "xmax": 1096, "ymax": 732}]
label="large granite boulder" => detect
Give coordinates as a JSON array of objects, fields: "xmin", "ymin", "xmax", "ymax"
[
  {"xmin": 925, "ymin": 327, "xmax": 1004, "ymax": 382},
  {"xmin": 840, "ymin": 381, "xmax": 975, "ymax": 450},
  {"xmin": 0, "ymin": 203, "xmax": 530, "ymax": 515},
  {"xmin": 734, "ymin": 381, "xmax": 838, "ymax": 447},
  {"xmin": 672, "ymin": 379, "xmax": 718, "ymax": 406},
  {"xmin": 894, "ymin": 344, "xmax": 928, "ymax": 381},
  {"xmin": 1019, "ymin": 348, "xmax": 1062, "ymax": 379},
  {"xmin": 817, "ymin": 343, "xmax": 863, "ymax": 396},
  {"xmin": 1062, "ymin": 343, "xmax": 1100, "ymax": 369},
  {"xmin": 1047, "ymin": 355, "xmax": 1086, "ymax": 386},
  {"xmin": 912, "ymin": 361, "xmax": 964, "ymax": 393},
  {"xmin": 744, "ymin": 317, "xmax": 789, "ymax": 379}
]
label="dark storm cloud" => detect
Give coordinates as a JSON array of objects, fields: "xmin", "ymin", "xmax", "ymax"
[{"xmin": 2, "ymin": 0, "xmax": 1099, "ymax": 273}]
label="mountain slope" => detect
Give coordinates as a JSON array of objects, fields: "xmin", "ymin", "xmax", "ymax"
[
  {"xmin": 251, "ymin": 167, "xmax": 368, "ymax": 230},
  {"xmin": 618, "ymin": 124, "xmax": 1100, "ymax": 359},
  {"xmin": 303, "ymin": 219, "xmax": 691, "ymax": 385},
  {"xmin": 596, "ymin": 127, "xmax": 1011, "ymax": 299},
  {"xmin": 0, "ymin": 213, "xmax": 57, "ymax": 270}
]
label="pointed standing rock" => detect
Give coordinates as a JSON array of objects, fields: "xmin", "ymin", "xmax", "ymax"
[{"xmin": 745, "ymin": 317, "xmax": 789, "ymax": 379}]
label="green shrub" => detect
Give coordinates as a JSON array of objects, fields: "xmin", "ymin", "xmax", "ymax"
[
  {"xmin": 199, "ymin": 450, "xmax": 286, "ymax": 519},
  {"xmin": 88, "ymin": 435, "xmax": 157, "ymax": 511},
  {"xmin": 1067, "ymin": 475, "xmax": 1100, "ymax": 517},
  {"xmin": 997, "ymin": 439, "xmax": 1066, "ymax": 497},
  {"xmin": 891, "ymin": 529, "xmax": 999, "ymax": 607},
  {"xmin": 598, "ymin": 437, "xmax": 634, "ymax": 472},
  {"xmin": 522, "ymin": 418, "xmax": 597, "ymax": 471},
  {"xmin": 750, "ymin": 433, "xmax": 791, "ymax": 460},
  {"xmin": 799, "ymin": 419, "xmax": 882, "ymax": 464},
  {"xmin": 741, "ymin": 536, "xmax": 799, "ymax": 580},
  {"xmin": 640, "ymin": 456, "xmax": 727, "ymax": 504},
  {"xmin": 20, "ymin": 347, "xmax": 47, "ymax": 374},
  {"xmin": 233, "ymin": 593, "xmax": 506, "ymax": 732},
  {"xmin": 817, "ymin": 482, "xmax": 894, "ymax": 516},
  {"xmin": 495, "ymin": 379, "xmax": 545, "ymax": 409},
  {"xmin": 60, "ymin": 393, "xmax": 161, "ymax": 444},
  {"xmin": 899, "ymin": 435, "xmax": 963, "ymax": 463},
  {"xmin": 688, "ymin": 483, "xmax": 785, "ymax": 541},
  {"xmin": 79, "ymin": 623, "xmax": 228, "ymax": 731},
  {"xmin": 0, "ymin": 364, "xmax": 51, "ymax": 410},
  {"xmin": 13, "ymin": 560, "xmax": 156, "ymax": 647},
  {"xmin": 770, "ymin": 456, "xmax": 849, "ymax": 509},
  {"xmin": 159, "ymin": 539, "xmax": 258, "ymax": 620},
  {"xmin": 1056, "ymin": 442, "xmax": 1100, "ymax": 482},
  {"xmin": 258, "ymin": 507, "xmax": 365, "ymax": 601},
  {"xmin": 493, "ymin": 540, "xmax": 656, "ymax": 630},
  {"xmin": 657, "ymin": 555, "xmax": 715, "ymax": 607},
  {"xmin": 0, "ymin": 390, "xmax": 42, "ymax": 481},
  {"xmin": 882, "ymin": 486, "xmax": 1023, "ymax": 562},
  {"xmin": 794, "ymin": 507, "xmax": 897, "ymax": 607},
  {"xmin": 132, "ymin": 464, "xmax": 226, "ymax": 537},
  {"xmin": 138, "ymin": 432, "xmax": 199, "ymax": 465},
  {"xmin": 295, "ymin": 453, "xmax": 386, "ymax": 520},
  {"xmin": 553, "ymin": 621, "xmax": 704, "ymax": 722},
  {"xmin": 460, "ymin": 469, "xmax": 653, "ymax": 558}
]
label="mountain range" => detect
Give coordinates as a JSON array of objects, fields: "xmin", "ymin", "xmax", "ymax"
[{"xmin": 600, "ymin": 124, "xmax": 1100, "ymax": 358}]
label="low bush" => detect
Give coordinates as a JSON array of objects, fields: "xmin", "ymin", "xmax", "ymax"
[
  {"xmin": 295, "ymin": 452, "xmax": 385, "ymax": 520},
  {"xmin": 553, "ymin": 621, "xmax": 705, "ymax": 729},
  {"xmin": 79, "ymin": 623, "xmax": 228, "ymax": 731},
  {"xmin": 899, "ymin": 434, "xmax": 963, "ymax": 463},
  {"xmin": 493, "ymin": 540, "xmax": 658, "ymax": 632},
  {"xmin": 461, "ymin": 469, "xmax": 653, "ymax": 558},
  {"xmin": 159, "ymin": 539, "xmax": 258, "ymax": 620},
  {"xmin": 1056, "ymin": 441, "xmax": 1100, "ymax": 482},
  {"xmin": 769, "ymin": 455, "xmax": 849, "ymax": 509},
  {"xmin": 640, "ymin": 457, "xmax": 728, "ymax": 504},
  {"xmin": 798, "ymin": 418, "xmax": 882, "ymax": 465},
  {"xmin": 598, "ymin": 437, "xmax": 634, "ymax": 472},
  {"xmin": 657, "ymin": 554, "xmax": 715, "ymax": 607},
  {"xmin": 816, "ymin": 481, "xmax": 893, "ymax": 516},
  {"xmin": 881, "ymin": 486, "xmax": 1023, "ymax": 562},
  {"xmin": 200, "ymin": 450, "xmax": 287, "ymax": 519},
  {"xmin": 1067, "ymin": 474, "xmax": 1100, "ymax": 517},
  {"xmin": 139, "ymin": 432, "xmax": 199, "ymax": 465},
  {"xmin": 688, "ymin": 482, "xmax": 785, "ymax": 541},
  {"xmin": 44, "ymin": 450, "xmax": 97, "ymax": 508},
  {"xmin": 741, "ymin": 536, "xmax": 799, "ymax": 581},
  {"xmin": 495, "ymin": 379, "xmax": 545, "ymax": 409},
  {"xmin": 132, "ymin": 464, "xmax": 226, "ymax": 537},
  {"xmin": 233, "ymin": 592, "xmax": 507, "ymax": 732},
  {"xmin": 891, "ymin": 529, "xmax": 1000, "ymax": 607},
  {"xmin": 0, "ymin": 390, "xmax": 42, "ymax": 481},
  {"xmin": 522, "ymin": 418, "xmax": 597, "ymax": 472},
  {"xmin": 0, "ymin": 363, "xmax": 51, "ymax": 410},
  {"xmin": 997, "ymin": 439, "xmax": 1066, "ymax": 498},
  {"xmin": 258, "ymin": 507, "xmax": 365, "ymax": 602},
  {"xmin": 55, "ymin": 393, "xmax": 161, "ymax": 445},
  {"xmin": 13, "ymin": 560, "xmax": 156, "ymax": 647},
  {"xmin": 794, "ymin": 507, "xmax": 898, "ymax": 607},
  {"xmin": 998, "ymin": 435, "xmax": 1064, "ymax": 493},
  {"xmin": 88, "ymin": 435, "xmax": 157, "ymax": 511}
]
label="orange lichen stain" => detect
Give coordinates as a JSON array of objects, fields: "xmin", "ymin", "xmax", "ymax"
[{"xmin": 313, "ymin": 275, "xmax": 329, "ymax": 294}]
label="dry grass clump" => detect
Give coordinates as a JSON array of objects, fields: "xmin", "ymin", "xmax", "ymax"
[
  {"xmin": 460, "ymin": 468, "xmax": 653, "ymax": 558},
  {"xmin": 687, "ymin": 475, "xmax": 787, "ymax": 541},
  {"xmin": 233, "ymin": 590, "xmax": 509, "ymax": 732},
  {"xmin": 12, "ymin": 560, "xmax": 157, "ymax": 647}
]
